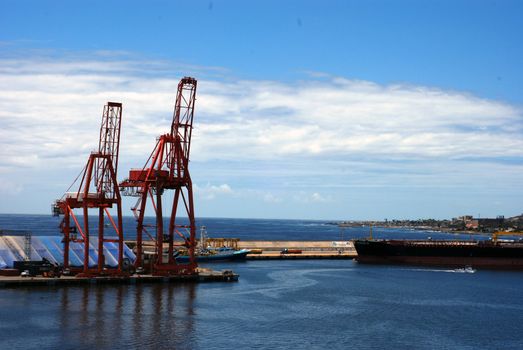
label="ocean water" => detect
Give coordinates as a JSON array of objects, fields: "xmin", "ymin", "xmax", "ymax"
[
  {"xmin": 1, "ymin": 215, "xmax": 521, "ymax": 349},
  {"xmin": 0, "ymin": 213, "xmax": 489, "ymax": 241}
]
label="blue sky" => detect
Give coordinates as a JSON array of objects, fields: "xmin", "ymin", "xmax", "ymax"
[{"xmin": 0, "ymin": 1, "xmax": 522, "ymax": 220}]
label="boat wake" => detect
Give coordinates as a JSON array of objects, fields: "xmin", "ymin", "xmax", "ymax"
[
  {"xmin": 453, "ymin": 266, "xmax": 476, "ymax": 273},
  {"xmin": 404, "ymin": 267, "xmax": 476, "ymax": 274}
]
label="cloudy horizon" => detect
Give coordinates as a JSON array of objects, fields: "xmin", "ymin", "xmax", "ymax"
[{"xmin": 1, "ymin": 50, "xmax": 522, "ymax": 220}]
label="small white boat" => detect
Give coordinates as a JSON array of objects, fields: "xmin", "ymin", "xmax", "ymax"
[{"xmin": 454, "ymin": 266, "xmax": 476, "ymax": 273}]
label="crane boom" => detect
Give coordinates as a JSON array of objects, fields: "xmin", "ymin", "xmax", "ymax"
[{"xmin": 95, "ymin": 102, "xmax": 123, "ymax": 197}]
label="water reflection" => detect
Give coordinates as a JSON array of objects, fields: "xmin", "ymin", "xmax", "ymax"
[{"xmin": 57, "ymin": 283, "xmax": 196, "ymax": 348}]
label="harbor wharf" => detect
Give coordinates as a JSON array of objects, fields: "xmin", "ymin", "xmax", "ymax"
[
  {"xmin": 0, "ymin": 268, "xmax": 238, "ymax": 288},
  {"xmin": 124, "ymin": 240, "xmax": 358, "ymax": 260},
  {"xmin": 239, "ymin": 240, "xmax": 357, "ymax": 260}
]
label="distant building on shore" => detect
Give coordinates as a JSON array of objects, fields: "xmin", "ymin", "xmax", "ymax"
[
  {"xmin": 451, "ymin": 215, "xmax": 505, "ymax": 232},
  {"xmin": 465, "ymin": 216, "xmax": 505, "ymax": 232}
]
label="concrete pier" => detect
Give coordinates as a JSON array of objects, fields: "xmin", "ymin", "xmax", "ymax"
[
  {"xmin": 239, "ymin": 240, "xmax": 357, "ymax": 260},
  {"xmin": 124, "ymin": 239, "xmax": 358, "ymax": 260},
  {"xmin": 0, "ymin": 268, "xmax": 238, "ymax": 288}
]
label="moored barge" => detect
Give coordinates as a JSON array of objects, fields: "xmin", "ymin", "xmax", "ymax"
[{"xmin": 354, "ymin": 239, "xmax": 523, "ymax": 269}]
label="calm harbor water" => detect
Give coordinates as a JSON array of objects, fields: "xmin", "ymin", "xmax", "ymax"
[
  {"xmin": 1, "ymin": 260, "xmax": 523, "ymax": 349},
  {"xmin": 1, "ymin": 215, "xmax": 521, "ymax": 349}
]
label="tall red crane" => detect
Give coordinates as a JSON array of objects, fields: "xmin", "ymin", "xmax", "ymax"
[
  {"xmin": 120, "ymin": 77, "xmax": 198, "ymax": 276},
  {"xmin": 53, "ymin": 102, "xmax": 125, "ymax": 276}
]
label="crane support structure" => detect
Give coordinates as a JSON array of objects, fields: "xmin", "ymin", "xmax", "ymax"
[
  {"xmin": 120, "ymin": 77, "xmax": 198, "ymax": 276},
  {"xmin": 53, "ymin": 102, "xmax": 125, "ymax": 277}
]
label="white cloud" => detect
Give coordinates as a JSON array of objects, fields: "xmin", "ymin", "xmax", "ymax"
[
  {"xmin": 292, "ymin": 191, "xmax": 333, "ymax": 204},
  {"xmin": 1, "ymin": 53, "xmax": 521, "ymax": 174},
  {"xmin": 193, "ymin": 80, "xmax": 522, "ymax": 161},
  {"xmin": 0, "ymin": 177, "xmax": 23, "ymax": 195},
  {"xmin": 263, "ymin": 193, "xmax": 282, "ymax": 203},
  {"xmin": 311, "ymin": 192, "xmax": 330, "ymax": 202},
  {"xmin": 1, "ymin": 51, "xmax": 522, "ymax": 217},
  {"xmin": 194, "ymin": 183, "xmax": 233, "ymax": 200}
]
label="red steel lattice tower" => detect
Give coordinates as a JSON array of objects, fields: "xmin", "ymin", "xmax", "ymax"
[
  {"xmin": 54, "ymin": 102, "xmax": 125, "ymax": 276},
  {"xmin": 120, "ymin": 77, "xmax": 198, "ymax": 276}
]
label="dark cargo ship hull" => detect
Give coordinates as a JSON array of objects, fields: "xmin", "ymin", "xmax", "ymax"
[{"xmin": 354, "ymin": 240, "xmax": 523, "ymax": 269}]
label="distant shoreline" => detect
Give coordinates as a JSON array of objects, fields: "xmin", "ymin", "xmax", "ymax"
[{"xmin": 338, "ymin": 223, "xmax": 489, "ymax": 236}]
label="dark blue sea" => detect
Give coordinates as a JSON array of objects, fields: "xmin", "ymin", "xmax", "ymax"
[
  {"xmin": 0, "ymin": 213, "xmax": 491, "ymax": 241},
  {"xmin": 1, "ymin": 214, "xmax": 522, "ymax": 349}
]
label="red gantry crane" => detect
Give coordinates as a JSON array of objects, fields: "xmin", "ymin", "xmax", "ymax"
[
  {"xmin": 53, "ymin": 102, "xmax": 125, "ymax": 277},
  {"xmin": 120, "ymin": 77, "xmax": 198, "ymax": 276}
]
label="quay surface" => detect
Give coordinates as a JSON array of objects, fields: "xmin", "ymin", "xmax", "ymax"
[
  {"xmin": 239, "ymin": 240, "xmax": 357, "ymax": 259},
  {"xmin": 246, "ymin": 252, "xmax": 356, "ymax": 260},
  {"xmin": 125, "ymin": 240, "xmax": 358, "ymax": 260},
  {"xmin": 0, "ymin": 268, "xmax": 238, "ymax": 288}
]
